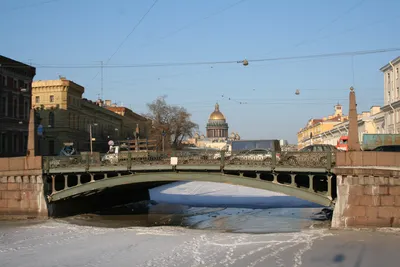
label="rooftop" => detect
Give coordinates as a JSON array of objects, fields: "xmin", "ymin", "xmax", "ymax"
[
  {"xmin": 0, "ymin": 55, "xmax": 36, "ymax": 77},
  {"xmin": 380, "ymin": 56, "xmax": 400, "ymax": 72}
]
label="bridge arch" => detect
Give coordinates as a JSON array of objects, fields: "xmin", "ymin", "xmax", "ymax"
[{"xmin": 48, "ymin": 172, "xmax": 334, "ymax": 207}]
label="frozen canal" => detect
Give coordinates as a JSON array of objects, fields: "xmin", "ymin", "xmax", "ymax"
[
  {"xmin": 1, "ymin": 219, "xmax": 400, "ymax": 267},
  {"xmin": 1, "ymin": 182, "xmax": 400, "ymax": 266}
]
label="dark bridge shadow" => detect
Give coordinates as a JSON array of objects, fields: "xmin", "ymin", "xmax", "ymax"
[{"xmin": 46, "ymin": 181, "xmax": 171, "ymax": 217}]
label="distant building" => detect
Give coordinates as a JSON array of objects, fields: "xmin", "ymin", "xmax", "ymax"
[
  {"xmin": 31, "ymin": 78, "xmax": 150, "ymax": 155},
  {"xmin": 312, "ymin": 106, "xmax": 384, "ymax": 147},
  {"xmin": 206, "ymin": 103, "xmax": 229, "ymax": 139},
  {"xmin": 297, "ymin": 104, "xmax": 348, "ymax": 149},
  {"xmin": 185, "ymin": 103, "xmax": 240, "ymax": 150},
  {"xmin": 0, "ymin": 55, "xmax": 36, "ymax": 157},
  {"xmin": 380, "ymin": 57, "xmax": 400, "ymax": 134}
]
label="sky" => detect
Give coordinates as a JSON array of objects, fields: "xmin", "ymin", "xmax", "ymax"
[{"xmin": 1, "ymin": 0, "xmax": 400, "ymax": 143}]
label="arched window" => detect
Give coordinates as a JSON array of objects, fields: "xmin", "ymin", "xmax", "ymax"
[{"xmin": 48, "ymin": 112, "xmax": 54, "ymax": 127}]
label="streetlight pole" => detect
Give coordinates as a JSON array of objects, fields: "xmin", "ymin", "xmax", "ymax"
[
  {"xmin": 89, "ymin": 124, "xmax": 93, "ymax": 155},
  {"xmin": 89, "ymin": 123, "xmax": 98, "ymax": 155},
  {"xmin": 162, "ymin": 130, "xmax": 166, "ymax": 152}
]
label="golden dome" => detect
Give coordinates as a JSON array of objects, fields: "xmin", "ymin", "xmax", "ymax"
[{"xmin": 209, "ymin": 103, "xmax": 226, "ymax": 120}]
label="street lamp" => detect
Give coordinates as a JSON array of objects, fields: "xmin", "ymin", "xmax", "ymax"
[
  {"xmin": 161, "ymin": 130, "xmax": 166, "ymax": 152},
  {"xmin": 89, "ymin": 123, "xmax": 98, "ymax": 154}
]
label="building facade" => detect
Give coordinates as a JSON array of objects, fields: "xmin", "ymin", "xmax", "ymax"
[
  {"xmin": 380, "ymin": 57, "xmax": 400, "ymax": 134},
  {"xmin": 31, "ymin": 78, "xmax": 150, "ymax": 155},
  {"xmin": 310, "ymin": 106, "xmax": 384, "ymax": 147},
  {"xmin": 297, "ymin": 104, "xmax": 348, "ymax": 149},
  {"xmin": 0, "ymin": 55, "xmax": 36, "ymax": 157},
  {"xmin": 206, "ymin": 103, "xmax": 229, "ymax": 139}
]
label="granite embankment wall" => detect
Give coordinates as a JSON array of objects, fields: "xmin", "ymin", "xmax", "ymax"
[
  {"xmin": 332, "ymin": 152, "xmax": 400, "ymax": 228},
  {"xmin": 0, "ymin": 156, "xmax": 48, "ymax": 219}
]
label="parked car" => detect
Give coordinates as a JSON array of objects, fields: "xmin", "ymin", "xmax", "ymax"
[
  {"xmin": 279, "ymin": 144, "xmax": 337, "ymax": 167},
  {"xmin": 229, "ymin": 148, "xmax": 280, "ymax": 162},
  {"xmin": 371, "ymin": 145, "xmax": 400, "ymax": 152}
]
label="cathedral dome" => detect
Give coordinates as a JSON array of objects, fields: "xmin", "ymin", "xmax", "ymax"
[
  {"xmin": 206, "ymin": 103, "xmax": 229, "ymax": 139},
  {"xmin": 209, "ymin": 103, "xmax": 226, "ymax": 121}
]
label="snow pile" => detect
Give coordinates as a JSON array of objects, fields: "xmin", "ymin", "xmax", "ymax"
[{"xmin": 149, "ymin": 181, "xmax": 322, "ymax": 208}]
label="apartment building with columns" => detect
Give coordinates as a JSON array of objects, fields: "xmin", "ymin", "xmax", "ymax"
[{"xmin": 380, "ymin": 56, "xmax": 400, "ymax": 134}]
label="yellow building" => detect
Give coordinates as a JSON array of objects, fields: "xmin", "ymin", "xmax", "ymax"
[
  {"xmin": 312, "ymin": 106, "xmax": 384, "ymax": 147},
  {"xmin": 297, "ymin": 104, "xmax": 348, "ymax": 149},
  {"xmin": 32, "ymin": 77, "xmax": 150, "ymax": 155}
]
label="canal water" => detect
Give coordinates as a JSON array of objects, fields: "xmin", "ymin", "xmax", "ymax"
[
  {"xmin": 55, "ymin": 202, "xmax": 330, "ymax": 234},
  {"xmin": 1, "ymin": 181, "xmax": 331, "ymax": 234}
]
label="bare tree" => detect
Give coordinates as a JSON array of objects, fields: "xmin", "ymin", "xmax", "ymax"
[{"xmin": 145, "ymin": 96, "xmax": 198, "ymax": 148}]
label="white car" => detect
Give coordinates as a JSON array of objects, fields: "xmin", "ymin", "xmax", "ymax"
[
  {"xmin": 230, "ymin": 149, "xmax": 281, "ymax": 162},
  {"xmin": 213, "ymin": 151, "xmax": 232, "ymax": 159}
]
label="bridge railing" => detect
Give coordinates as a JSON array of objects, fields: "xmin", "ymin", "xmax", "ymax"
[{"xmin": 43, "ymin": 150, "xmax": 336, "ymax": 172}]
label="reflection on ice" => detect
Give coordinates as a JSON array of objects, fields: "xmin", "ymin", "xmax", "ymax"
[{"xmin": 149, "ymin": 181, "xmax": 323, "ymax": 209}]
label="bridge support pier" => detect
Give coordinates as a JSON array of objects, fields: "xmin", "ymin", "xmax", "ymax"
[
  {"xmin": 308, "ymin": 175, "xmax": 314, "ymax": 193},
  {"xmin": 272, "ymin": 173, "xmax": 278, "ymax": 184},
  {"xmin": 290, "ymin": 174, "xmax": 296, "ymax": 187}
]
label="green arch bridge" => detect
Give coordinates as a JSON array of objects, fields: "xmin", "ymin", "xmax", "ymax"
[{"xmin": 43, "ymin": 150, "xmax": 337, "ymax": 207}]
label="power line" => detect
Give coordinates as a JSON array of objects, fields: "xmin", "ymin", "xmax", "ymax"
[
  {"xmin": 6, "ymin": 0, "xmax": 62, "ymax": 11},
  {"xmin": 294, "ymin": 0, "xmax": 367, "ymax": 48},
  {"xmin": 11, "ymin": 47, "xmax": 400, "ymax": 69},
  {"xmin": 106, "ymin": 0, "xmax": 160, "ymax": 65},
  {"xmin": 91, "ymin": 0, "xmax": 160, "ymax": 81},
  {"xmin": 138, "ymin": 0, "xmax": 251, "ymax": 49}
]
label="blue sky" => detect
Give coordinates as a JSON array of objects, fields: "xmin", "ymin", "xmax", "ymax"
[{"xmin": 1, "ymin": 0, "xmax": 400, "ymax": 143}]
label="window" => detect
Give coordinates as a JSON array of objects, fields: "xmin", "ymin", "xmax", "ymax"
[
  {"xmin": 49, "ymin": 140, "xmax": 55, "ymax": 155},
  {"xmin": 0, "ymin": 134, "xmax": 6, "ymax": 154},
  {"xmin": 13, "ymin": 79, "xmax": 17, "ymax": 88},
  {"xmin": 397, "ymin": 110, "xmax": 400, "ymax": 123},
  {"xmin": 13, "ymin": 135, "xmax": 18, "ymax": 153},
  {"xmin": 48, "ymin": 112, "xmax": 54, "ymax": 127},
  {"xmin": 1, "ymin": 96, "xmax": 7, "ymax": 116},
  {"xmin": 23, "ymin": 135, "xmax": 28, "ymax": 153},
  {"xmin": 388, "ymin": 73, "xmax": 391, "ymax": 84},
  {"xmin": 49, "ymin": 95, "xmax": 54, "ymax": 102},
  {"xmin": 13, "ymin": 98, "xmax": 18, "ymax": 118},
  {"xmin": 24, "ymin": 101, "xmax": 29, "ymax": 119},
  {"xmin": 397, "ymin": 68, "xmax": 399, "ymax": 79},
  {"xmin": 35, "ymin": 96, "xmax": 40, "ymax": 103},
  {"xmin": 397, "ymin": 87, "xmax": 400, "ymax": 99},
  {"xmin": 18, "ymin": 80, "xmax": 24, "ymax": 89}
]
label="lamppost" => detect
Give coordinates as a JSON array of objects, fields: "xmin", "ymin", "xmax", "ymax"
[
  {"xmin": 89, "ymin": 123, "xmax": 98, "ymax": 155},
  {"xmin": 134, "ymin": 123, "xmax": 139, "ymax": 152},
  {"xmin": 161, "ymin": 130, "xmax": 166, "ymax": 152}
]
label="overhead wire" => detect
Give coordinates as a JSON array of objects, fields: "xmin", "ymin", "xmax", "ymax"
[
  {"xmin": 293, "ymin": 0, "xmax": 367, "ymax": 48},
  {"xmin": 138, "ymin": 0, "xmax": 251, "ymax": 49},
  {"xmin": 91, "ymin": 0, "xmax": 160, "ymax": 81},
  {"xmin": 7, "ymin": 47, "xmax": 400, "ymax": 69},
  {"xmin": 5, "ymin": 0, "xmax": 62, "ymax": 11}
]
